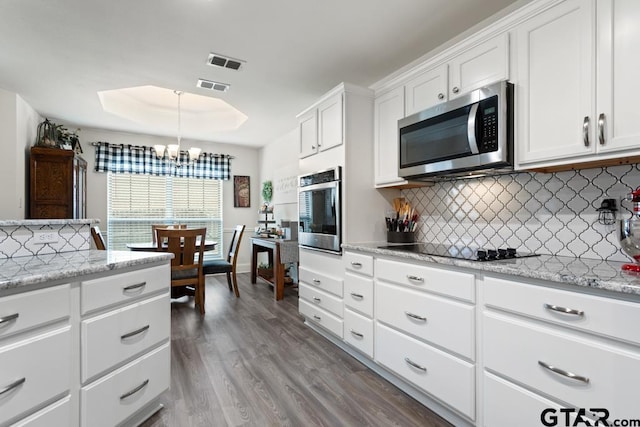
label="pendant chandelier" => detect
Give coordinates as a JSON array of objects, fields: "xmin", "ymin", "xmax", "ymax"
[{"xmin": 153, "ymin": 90, "xmax": 201, "ymax": 167}]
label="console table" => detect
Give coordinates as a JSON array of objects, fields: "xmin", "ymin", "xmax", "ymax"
[{"xmin": 250, "ymin": 237, "xmax": 298, "ymax": 300}]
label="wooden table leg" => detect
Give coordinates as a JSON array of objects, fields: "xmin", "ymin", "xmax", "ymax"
[
  {"xmin": 251, "ymin": 242, "xmax": 258, "ymax": 284},
  {"xmin": 274, "ymin": 243, "xmax": 284, "ymax": 301}
]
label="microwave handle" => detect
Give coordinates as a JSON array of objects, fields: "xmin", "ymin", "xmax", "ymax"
[{"xmin": 467, "ymin": 103, "xmax": 480, "ymax": 154}]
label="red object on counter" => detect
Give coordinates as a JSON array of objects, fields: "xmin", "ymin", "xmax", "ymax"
[{"xmin": 622, "ymin": 263, "xmax": 640, "ymax": 272}]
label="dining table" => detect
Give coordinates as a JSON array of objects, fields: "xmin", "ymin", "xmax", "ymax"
[{"xmin": 126, "ymin": 240, "xmax": 217, "ymax": 252}]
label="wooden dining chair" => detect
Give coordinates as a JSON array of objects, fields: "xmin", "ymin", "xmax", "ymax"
[
  {"xmin": 151, "ymin": 223, "xmax": 187, "ymax": 244},
  {"xmin": 156, "ymin": 227, "xmax": 207, "ymax": 315},
  {"xmin": 203, "ymin": 225, "xmax": 245, "ymax": 297},
  {"xmin": 91, "ymin": 226, "xmax": 106, "ymax": 250}
]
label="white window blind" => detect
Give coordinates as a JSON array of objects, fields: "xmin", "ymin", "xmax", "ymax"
[{"xmin": 107, "ymin": 172, "xmax": 223, "ymax": 258}]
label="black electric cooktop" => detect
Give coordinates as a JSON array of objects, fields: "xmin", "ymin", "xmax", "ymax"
[{"xmin": 377, "ymin": 243, "xmax": 539, "ymax": 262}]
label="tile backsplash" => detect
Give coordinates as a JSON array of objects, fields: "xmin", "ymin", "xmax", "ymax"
[
  {"xmin": 402, "ymin": 164, "xmax": 640, "ymax": 262},
  {"xmin": 0, "ymin": 220, "xmax": 92, "ymax": 259}
]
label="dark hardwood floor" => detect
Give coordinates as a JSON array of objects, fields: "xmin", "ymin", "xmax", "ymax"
[{"xmin": 142, "ymin": 273, "xmax": 452, "ymax": 427}]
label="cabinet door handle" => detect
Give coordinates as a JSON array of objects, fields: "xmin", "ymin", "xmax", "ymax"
[
  {"xmin": 438, "ymin": 93, "xmax": 445, "ymax": 100},
  {"xmin": 406, "ymin": 275, "xmax": 424, "ymax": 283},
  {"xmin": 121, "ymin": 325, "xmax": 150, "ymax": 340},
  {"xmin": 583, "ymin": 116, "xmax": 590, "ymax": 147},
  {"xmin": 350, "ymin": 262, "xmax": 362, "ymax": 268},
  {"xmin": 313, "ymin": 297, "xmax": 321, "ymax": 303},
  {"xmin": 311, "ymin": 145, "xmax": 316, "ymax": 150},
  {"xmin": 313, "ymin": 315, "xmax": 321, "ymax": 321},
  {"xmin": 538, "ymin": 361, "xmax": 589, "ymax": 384},
  {"xmin": 0, "ymin": 377, "xmax": 25, "ymax": 396},
  {"xmin": 350, "ymin": 329, "xmax": 364, "ymax": 338},
  {"xmin": 404, "ymin": 357, "xmax": 427, "ymax": 372},
  {"xmin": 452, "ymin": 87, "xmax": 460, "ymax": 94},
  {"xmin": 405, "ymin": 311, "xmax": 427, "ymax": 322},
  {"xmin": 312, "ymin": 279, "xmax": 321, "ymax": 285},
  {"xmin": 0, "ymin": 313, "xmax": 19, "ymax": 326},
  {"xmin": 598, "ymin": 113, "xmax": 606, "ymax": 145},
  {"xmin": 120, "ymin": 379, "xmax": 150, "ymax": 400},
  {"xmin": 544, "ymin": 303, "xmax": 584, "ymax": 317},
  {"xmin": 123, "ymin": 281, "xmax": 146, "ymax": 292},
  {"xmin": 350, "ymin": 292, "xmax": 364, "ymax": 300}
]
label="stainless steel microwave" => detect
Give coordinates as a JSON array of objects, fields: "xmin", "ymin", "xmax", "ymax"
[{"xmin": 398, "ymin": 80, "xmax": 514, "ymax": 180}]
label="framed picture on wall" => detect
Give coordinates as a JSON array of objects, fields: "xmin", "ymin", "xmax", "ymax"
[{"xmin": 233, "ymin": 175, "xmax": 250, "ymax": 208}]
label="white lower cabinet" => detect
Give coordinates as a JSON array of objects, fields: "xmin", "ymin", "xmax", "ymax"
[
  {"xmin": 81, "ymin": 343, "xmax": 170, "ymax": 427},
  {"xmin": 12, "ymin": 396, "xmax": 72, "ymax": 427},
  {"xmin": 344, "ymin": 308, "xmax": 374, "ymax": 357},
  {"xmin": 299, "ymin": 298, "xmax": 343, "ymax": 337},
  {"xmin": 376, "ymin": 323, "xmax": 475, "ymax": 419}
]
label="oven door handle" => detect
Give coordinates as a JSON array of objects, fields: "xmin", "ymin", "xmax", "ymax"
[
  {"xmin": 298, "ymin": 180, "xmax": 339, "ymax": 192},
  {"xmin": 467, "ymin": 103, "xmax": 480, "ymax": 155}
]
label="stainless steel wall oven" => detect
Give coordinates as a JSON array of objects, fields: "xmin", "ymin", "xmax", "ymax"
[{"xmin": 298, "ymin": 167, "xmax": 342, "ymax": 253}]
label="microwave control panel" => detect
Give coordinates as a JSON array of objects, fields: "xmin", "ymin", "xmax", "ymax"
[{"xmin": 478, "ymin": 95, "xmax": 499, "ymax": 153}]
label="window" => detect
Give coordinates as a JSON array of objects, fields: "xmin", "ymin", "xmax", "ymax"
[{"xmin": 107, "ymin": 172, "xmax": 223, "ymax": 258}]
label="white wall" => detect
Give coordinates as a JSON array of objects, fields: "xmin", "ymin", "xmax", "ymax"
[
  {"xmin": 71, "ymin": 125, "xmax": 260, "ymax": 271},
  {"xmin": 258, "ymin": 128, "xmax": 299, "ymax": 225},
  {"xmin": 0, "ymin": 88, "xmax": 40, "ymax": 219}
]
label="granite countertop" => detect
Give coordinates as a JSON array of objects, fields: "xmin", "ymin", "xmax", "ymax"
[
  {"xmin": 0, "ymin": 250, "xmax": 172, "ymax": 293},
  {"xmin": 342, "ymin": 242, "xmax": 640, "ymax": 297}
]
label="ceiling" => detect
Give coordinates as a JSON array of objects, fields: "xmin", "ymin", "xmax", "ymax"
[{"xmin": 0, "ymin": 0, "xmax": 523, "ymax": 148}]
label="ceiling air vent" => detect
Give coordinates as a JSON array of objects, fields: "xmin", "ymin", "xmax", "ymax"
[
  {"xmin": 196, "ymin": 79, "xmax": 230, "ymax": 92},
  {"xmin": 206, "ymin": 53, "xmax": 245, "ymax": 71}
]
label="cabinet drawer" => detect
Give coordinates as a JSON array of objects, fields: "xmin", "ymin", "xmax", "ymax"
[
  {"xmin": 375, "ymin": 323, "xmax": 475, "ymax": 419},
  {"xmin": 81, "ymin": 343, "xmax": 170, "ymax": 427},
  {"xmin": 344, "ymin": 272, "xmax": 374, "ymax": 317},
  {"xmin": 81, "ymin": 264, "xmax": 170, "ymax": 314},
  {"xmin": 483, "ymin": 372, "xmax": 569, "ymax": 427},
  {"xmin": 483, "ymin": 312, "xmax": 640, "ymax": 420},
  {"xmin": 299, "ymin": 284, "xmax": 343, "ymax": 318},
  {"xmin": 81, "ymin": 293, "xmax": 170, "ymax": 383},
  {"xmin": 0, "ymin": 327, "xmax": 71, "ymax": 426},
  {"xmin": 299, "ymin": 299, "xmax": 343, "ymax": 338},
  {"xmin": 344, "ymin": 309, "xmax": 374, "ymax": 358},
  {"xmin": 344, "ymin": 252, "xmax": 373, "ymax": 276},
  {"xmin": 299, "ymin": 266, "xmax": 343, "ymax": 298},
  {"xmin": 376, "ymin": 258, "xmax": 474, "ymax": 302},
  {"xmin": 484, "ymin": 275, "xmax": 640, "ymax": 345},
  {"xmin": 0, "ymin": 284, "xmax": 69, "ymax": 340},
  {"xmin": 12, "ymin": 396, "xmax": 71, "ymax": 427},
  {"xmin": 377, "ymin": 282, "xmax": 475, "ymax": 360}
]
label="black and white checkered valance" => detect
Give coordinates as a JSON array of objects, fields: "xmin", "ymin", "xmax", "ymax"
[{"xmin": 93, "ymin": 142, "xmax": 231, "ymax": 180}]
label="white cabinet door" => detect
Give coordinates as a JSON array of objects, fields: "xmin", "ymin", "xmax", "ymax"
[
  {"xmin": 449, "ymin": 33, "xmax": 509, "ymax": 99},
  {"xmin": 596, "ymin": 0, "xmax": 640, "ymax": 154},
  {"xmin": 298, "ymin": 109, "xmax": 318, "ymax": 159},
  {"xmin": 516, "ymin": 0, "xmax": 596, "ymax": 165},
  {"xmin": 374, "ymin": 86, "xmax": 406, "ymax": 187},
  {"xmin": 317, "ymin": 92, "xmax": 343, "ymax": 152},
  {"xmin": 404, "ymin": 65, "xmax": 447, "ymax": 116}
]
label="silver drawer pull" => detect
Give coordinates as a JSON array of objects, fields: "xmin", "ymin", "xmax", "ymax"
[
  {"xmin": 350, "ymin": 262, "xmax": 362, "ymax": 268},
  {"xmin": 406, "ymin": 275, "xmax": 424, "ymax": 283},
  {"xmin": 121, "ymin": 325, "xmax": 150, "ymax": 340},
  {"xmin": 0, "ymin": 313, "xmax": 19, "ymax": 326},
  {"xmin": 313, "ymin": 315, "xmax": 321, "ymax": 321},
  {"xmin": 123, "ymin": 281, "xmax": 146, "ymax": 292},
  {"xmin": 312, "ymin": 279, "xmax": 321, "ymax": 284},
  {"xmin": 350, "ymin": 292, "xmax": 364, "ymax": 300},
  {"xmin": 313, "ymin": 297, "xmax": 321, "ymax": 303},
  {"xmin": 404, "ymin": 357, "xmax": 427, "ymax": 372},
  {"xmin": 0, "ymin": 377, "xmax": 25, "ymax": 396},
  {"xmin": 583, "ymin": 116, "xmax": 590, "ymax": 147},
  {"xmin": 404, "ymin": 311, "xmax": 427, "ymax": 322},
  {"xmin": 350, "ymin": 329, "xmax": 364, "ymax": 338},
  {"xmin": 544, "ymin": 303, "xmax": 584, "ymax": 317},
  {"xmin": 120, "ymin": 379, "xmax": 149, "ymax": 400},
  {"xmin": 538, "ymin": 361, "xmax": 589, "ymax": 384}
]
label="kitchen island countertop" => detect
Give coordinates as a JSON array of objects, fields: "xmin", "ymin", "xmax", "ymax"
[
  {"xmin": 343, "ymin": 242, "xmax": 640, "ymax": 298},
  {"xmin": 0, "ymin": 250, "xmax": 173, "ymax": 293}
]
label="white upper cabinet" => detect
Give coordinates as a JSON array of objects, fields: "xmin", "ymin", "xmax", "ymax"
[
  {"xmin": 317, "ymin": 92, "xmax": 344, "ymax": 152},
  {"xmin": 404, "ymin": 65, "xmax": 448, "ymax": 116},
  {"xmin": 596, "ymin": 0, "xmax": 640, "ymax": 154},
  {"xmin": 517, "ymin": 0, "xmax": 640, "ymax": 168},
  {"xmin": 298, "ymin": 92, "xmax": 343, "ymax": 159},
  {"xmin": 374, "ymin": 86, "xmax": 406, "ymax": 187},
  {"xmin": 448, "ymin": 32, "xmax": 510, "ymax": 99},
  {"xmin": 516, "ymin": 0, "xmax": 596, "ymax": 165}
]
